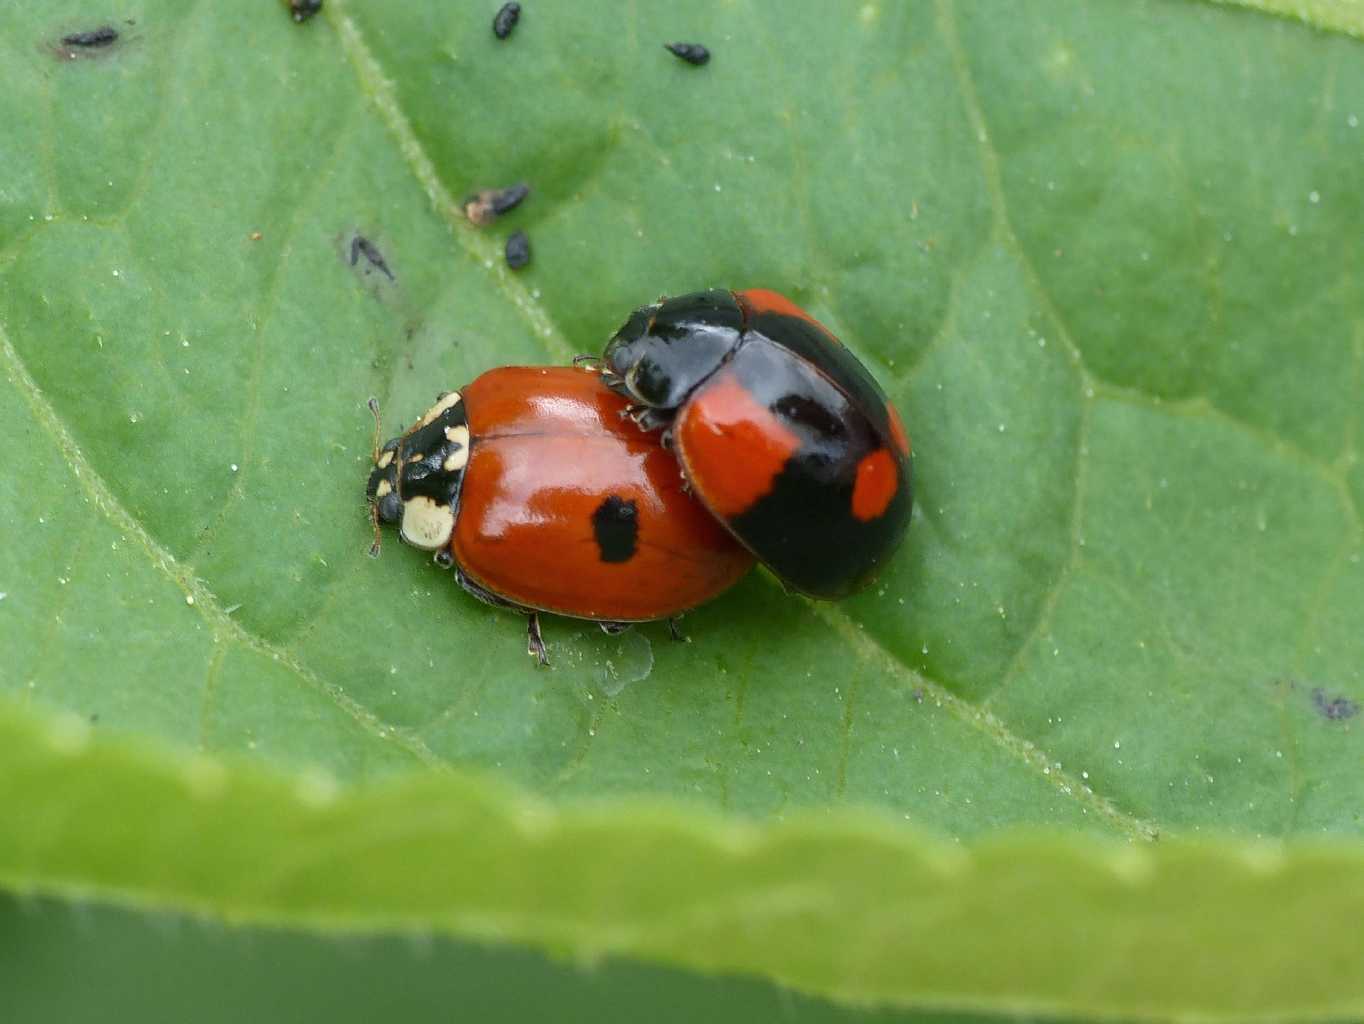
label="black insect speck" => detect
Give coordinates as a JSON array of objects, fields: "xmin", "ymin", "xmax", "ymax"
[
  {"xmin": 287, "ymin": 0, "xmax": 323, "ymax": 23},
  {"xmin": 463, "ymin": 182, "xmax": 530, "ymax": 226},
  {"xmin": 493, "ymin": 2, "xmax": 521, "ymax": 40},
  {"xmin": 505, "ymin": 230, "xmax": 531, "ymax": 270},
  {"xmin": 350, "ymin": 235, "xmax": 394, "ymax": 281},
  {"xmin": 62, "ymin": 26, "xmax": 119, "ymax": 48},
  {"xmin": 664, "ymin": 42, "xmax": 710, "ymax": 66}
]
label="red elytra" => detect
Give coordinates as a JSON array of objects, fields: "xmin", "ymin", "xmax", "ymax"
[
  {"xmin": 366, "ymin": 366, "xmax": 755, "ymax": 662},
  {"xmin": 453, "ymin": 367, "xmax": 753, "ymax": 620}
]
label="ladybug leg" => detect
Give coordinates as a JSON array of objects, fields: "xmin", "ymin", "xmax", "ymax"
[
  {"xmin": 367, "ymin": 501, "xmax": 384, "ymax": 558},
  {"xmin": 667, "ymin": 617, "xmax": 686, "ymax": 642},
  {"xmin": 622, "ymin": 404, "xmax": 673, "ymax": 432},
  {"xmin": 366, "ymin": 397, "xmax": 385, "ymax": 558},
  {"xmin": 598, "ymin": 621, "xmax": 632, "ymax": 636},
  {"xmin": 455, "ymin": 568, "xmax": 517, "ymax": 609},
  {"xmin": 454, "ymin": 569, "xmax": 550, "ymax": 666},
  {"xmin": 527, "ymin": 613, "xmax": 550, "ymax": 667}
]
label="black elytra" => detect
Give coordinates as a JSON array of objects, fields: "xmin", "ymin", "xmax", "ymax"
[{"xmin": 720, "ymin": 339, "xmax": 908, "ymax": 597}]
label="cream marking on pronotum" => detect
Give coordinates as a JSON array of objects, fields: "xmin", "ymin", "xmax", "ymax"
[
  {"xmin": 374, "ymin": 478, "xmax": 392, "ymax": 498},
  {"xmin": 400, "ymin": 495, "xmax": 455, "ymax": 550},
  {"xmin": 375, "ymin": 449, "xmax": 394, "ymax": 470},
  {"xmin": 416, "ymin": 390, "xmax": 462, "ymax": 429},
  {"xmin": 441, "ymin": 424, "xmax": 470, "ymax": 472}
]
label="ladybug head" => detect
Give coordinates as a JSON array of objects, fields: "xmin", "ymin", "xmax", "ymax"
[
  {"xmin": 365, "ymin": 392, "xmax": 469, "ymax": 556},
  {"xmin": 603, "ymin": 296, "xmax": 739, "ymax": 411}
]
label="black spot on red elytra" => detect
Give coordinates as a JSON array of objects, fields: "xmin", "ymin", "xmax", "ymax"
[{"xmin": 592, "ymin": 495, "xmax": 638, "ymax": 563}]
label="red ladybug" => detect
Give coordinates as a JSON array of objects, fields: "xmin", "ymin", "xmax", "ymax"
[
  {"xmin": 601, "ymin": 289, "xmax": 911, "ymax": 599},
  {"xmin": 366, "ymin": 366, "xmax": 754, "ymax": 664}
]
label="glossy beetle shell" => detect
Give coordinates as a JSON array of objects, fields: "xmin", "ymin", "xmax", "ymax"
[{"xmin": 603, "ymin": 289, "xmax": 912, "ymax": 598}]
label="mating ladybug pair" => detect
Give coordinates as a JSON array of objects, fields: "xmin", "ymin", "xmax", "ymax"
[{"xmin": 365, "ymin": 289, "xmax": 912, "ymax": 665}]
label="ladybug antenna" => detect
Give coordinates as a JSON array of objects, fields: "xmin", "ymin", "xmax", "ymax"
[
  {"xmin": 573, "ymin": 354, "xmax": 605, "ymax": 371},
  {"xmin": 367, "ymin": 397, "xmax": 383, "ymax": 463},
  {"xmin": 367, "ymin": 397, "xmax": 384, "ymax": 558}
]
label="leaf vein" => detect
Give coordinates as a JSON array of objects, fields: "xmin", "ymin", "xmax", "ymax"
[
  {"xmin": 326, "ymin": 2, "xmax": 575, "ymax": 362},
  {"xmin": 0, "ymin": 322, "xmax": 446, "ymax": 771},
  {"xmin": 805, "ymin": 595, "xmax": 1159, "ymax": 842}
]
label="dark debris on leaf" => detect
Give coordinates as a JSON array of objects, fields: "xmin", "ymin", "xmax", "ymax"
[
  {"xmin": 350, "ymin": 235, "xmax": 394, "ymax": 281},
  {"xmin": 1312, "ymin": 687, "xmax": 1360, "ymax": 721},
  {"xmin": 61, "ymin": 26, "xmax": 119, "ymax": 48},
  {"xmin": 505, "ymin": 230, "xmax": 531, "ymax": 270},
  {"xmin": 463, "ymin": 182, "xmax": 530, "ymax": 226},
  {"xmin": 664, "ymin": 42, "xmax": 710, "ymax": 66},
  {"xmin": 493, "ymin": 2, "xmax": 521, "ymax": 40}
]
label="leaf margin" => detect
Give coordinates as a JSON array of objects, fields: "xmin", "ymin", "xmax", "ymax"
[{"xmin": 4, "ymin": 698, "xmax": 1362, "ymax": 1024}]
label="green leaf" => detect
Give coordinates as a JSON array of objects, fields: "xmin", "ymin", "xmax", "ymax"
[
  {"xmin": 4, "ymin": 702, "xmax": 1364, "ymax": 1022},
  {"xmin": 0, "ymin": 890, "xmax": 943, "ymax": 1024},
  {"xmin": 1, "ymin": 0, "xmax": 1362, "ymax": 1020}
]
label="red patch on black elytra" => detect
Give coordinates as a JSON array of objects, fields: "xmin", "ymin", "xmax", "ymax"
[
  {"xmin": 676, "ymin": 374, "xmax": 801, "ymax": 519},
  {"xmin": 851, "ymin": 449, "xmax": 898, "ymax": 522},
  {"xmin": 735, "ymin": 288, "xmax": 832, "ymax": 337}
]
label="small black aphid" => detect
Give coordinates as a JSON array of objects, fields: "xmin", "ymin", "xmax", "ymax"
[
  {"xmin": 505, "ymin": 230, "xmax": 531, "ymax": 270},
  {"xmin": 286, "ymin": 0, "xmax": 323, "ymax": 24},
  {"xmin": 62, "ymin": 26, "xmax": 119, "ymax": 48},
  {"xmin": 350, "ymin": 235, "xmax": 394, "ymax": 281},
  {"xmin": 493, "ymin": 2, "xmax": 521, "ymax": 40},
  {"xmin": 664, "ymin": 42, "xmax": 710, "ymax": 66},
  {"xmin": 490, "ymin": 182, "xmax": 530, "ymax": 215},
  {"xmin": 463, "ymin": 182, "xmax": 530, "ymax": 226}
]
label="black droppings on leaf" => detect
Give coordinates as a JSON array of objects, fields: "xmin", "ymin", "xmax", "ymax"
[
  {"xmin": 505, "ymin": 230, "xmax": 531, "ymax": 270},
  {"xmin": 285, "ymin": 0, "xmax": 323, "ymax": 23},
  {"xmin": 349, "ymin": 235, "xmax": 394, "ymax": 281},
  {"xmin": 463, "ymin": 182, "xmax": 530, "ymax": 226},
  {"xmin": 664, "ymin": 42, "xmax": 710, "ymax": 66},
  {"xmin": 1312, "ymin": 687, "xmax": 1360, "ymax": 721},
  {"xmin": 493, "ymin": 2, "xmax": 521, "ymax": 40},
  {"xmin": 61, "ymin": 26, "xmax": 119, "ymax": 48}
]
